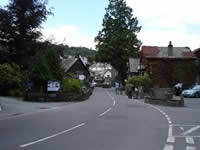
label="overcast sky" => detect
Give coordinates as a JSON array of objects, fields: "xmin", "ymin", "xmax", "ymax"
[{"xmin": 1, "ymin": 0, "xmax": 200, "ymax": 50}]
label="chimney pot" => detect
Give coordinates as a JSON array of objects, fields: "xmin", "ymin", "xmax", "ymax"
[{"xmin": 168, "ymin": 41, "xmax": 173, "ymax": 56}]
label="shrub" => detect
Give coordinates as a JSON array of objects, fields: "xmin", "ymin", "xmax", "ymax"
[
  {"xmin": 0, "ymin": 63, "xmax": 22, "ymax": 95},
  {"xmin": 62, "ymin": 78, "xmax": 83, "ymax": 93},
  {"xmin": 8, "ymin": 89, "xmax": 24, "ymax": 97},
  {"xmin": 127, "ymin": 75, "xmax": 152, "ymax": 92}
]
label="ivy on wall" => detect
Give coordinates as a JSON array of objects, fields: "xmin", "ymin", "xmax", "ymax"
[{"xmin": 147, "ymin": 58, "xmax": 196, "ymax": 88}]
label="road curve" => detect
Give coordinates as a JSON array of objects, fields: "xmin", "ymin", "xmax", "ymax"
[{"xmin": 0, "ymin": 88, "xmax": 169, "ymax": 150}]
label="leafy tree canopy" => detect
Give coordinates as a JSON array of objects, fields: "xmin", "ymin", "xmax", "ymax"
[
  {"xmin": 63, "ymin": 46, "xmax": 96, "ymax": 57},
  {"xmin": 95, "ymin": 0, "xmax": 141, "ymax": 84},
  {"xmin": 0, "ymin": 0, "xmax": 52, "ymax": 68}
]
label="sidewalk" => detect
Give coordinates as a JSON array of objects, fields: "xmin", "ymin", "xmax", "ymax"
[{"xmin": 0, "ymin": 96, "xmax": 70, "ymax": 120}]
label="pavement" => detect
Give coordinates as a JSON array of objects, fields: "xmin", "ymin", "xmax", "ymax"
[{"xmin": 0, "ymin": 96, "xmax": 71, "ymax": 120}]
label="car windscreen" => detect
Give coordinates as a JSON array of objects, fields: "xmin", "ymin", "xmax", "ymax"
[{"xmin": 192, "ymin": 86, "xmax": 200, "ymax": 90}]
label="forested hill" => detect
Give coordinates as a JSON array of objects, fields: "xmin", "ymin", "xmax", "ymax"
[{"xmin": 63, "ymin": 46, "xmax": 96, "ymax": 57}]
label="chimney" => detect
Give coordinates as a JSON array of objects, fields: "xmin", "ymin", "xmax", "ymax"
[{"xmin": 168, "ymin": 41, "xmax": 173, "ymax": 56}]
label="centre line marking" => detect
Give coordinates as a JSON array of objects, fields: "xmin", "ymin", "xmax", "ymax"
[
  {"xmin": 20, "ymin": 123, "xmax": 86, "ymax": 148},
  {"xmin": 99, "ymin": 107, "xmax": 112, "ymax": 117}
]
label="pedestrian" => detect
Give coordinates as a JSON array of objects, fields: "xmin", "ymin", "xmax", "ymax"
[
  {"xmin": 138, "ymin": 86, "xmax": 144, "ymax": 99},
  {"xmin": 135, "ymin": 86, "xmax": 139, "ymax": 99},
  {"xmin": 127, "ymin": 84, "xmax": 133, "ymax": 99},
  {"xmin": 115, "ymin": 82, "xmax": 119, "ymax": 95}
]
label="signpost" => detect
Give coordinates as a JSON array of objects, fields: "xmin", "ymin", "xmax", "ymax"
[{"xmin": 47, "ymin": 81, "xmax": 60, "ymax": 92}]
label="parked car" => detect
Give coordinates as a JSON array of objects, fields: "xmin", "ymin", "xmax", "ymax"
[
  {"xmin": 174, "ymin": 83, "xmax": 192, "ymax": 96},
  {"xmin": 182, "ymin": 85, "xmax": 200, "ymax": 98}
]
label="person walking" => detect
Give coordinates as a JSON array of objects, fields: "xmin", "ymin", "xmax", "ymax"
[
  {"xmin": 115, "ymin": 82, "xmax": 119, "ymax": 95},
  {"xmin": 135, "ymin": 86, "xmax": 139, "ymax": 99},
  {"xmin": 127, "ymin": 84, "xmax": 133, "ymax": 99}
]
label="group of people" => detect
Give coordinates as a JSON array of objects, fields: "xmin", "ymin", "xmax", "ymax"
[
  {"xmin": 114, "ymin": 82, "xmax": 143, "ymax": 99},
  {"xmin": 127, "ymin": 84, "xmax": 143, "ymax": 99}
]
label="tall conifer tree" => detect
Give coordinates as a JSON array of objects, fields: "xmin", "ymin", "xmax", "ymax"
[{"xmin": 95, "ymin": 0, "xmax": 141, "ymax": 84}]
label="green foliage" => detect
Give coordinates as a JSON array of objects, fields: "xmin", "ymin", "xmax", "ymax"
[
  {"xmin": 62, "ymin": 78, "xmax": 83, "ymax": 93},
  {"xmin": 0, "ymin": 0, "xmax": 52, "ymax": 67},
  {"xmin": 30, "ymin": 53, "xmax": 52, "ymax": 85},
  {"xmin": 148, "ymin": 59, "xmax": 196, "ymax": 87},
  {"xmin": 173, "ymin": 61, "xmax": 196, "ymax": 84},
  {"xmin": 30, "ymin": 48, "xmax": 65, "ymax": 87},
  {"xmin": 127, "ymin": 75, "xmax": 152, "ymax": 92},
  {"xmin": 87, "ymin": 55, "xmax": 96, "ymax": 64},
  {"xmin": 0, "ymin": 63, "xmax": 22, "ymax": 95},
  {"xmin": 63, "ymin": 46, "xmax": 96, "ymax": 57},
  {"xmin": 95, "ymin": 0, "xmax": 141, "ymax": 83},
  {"xmin": 44, "ymin": 48, "xmax": 65, "ymax": 81},
  {"xmin": 8, "ymin": 89, "xmax": 24, "ymax": 97}
]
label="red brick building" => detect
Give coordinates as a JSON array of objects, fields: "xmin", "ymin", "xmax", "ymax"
[{"xmin": 139, "ymin": 42, "xmax": 196, "ymax": 87}]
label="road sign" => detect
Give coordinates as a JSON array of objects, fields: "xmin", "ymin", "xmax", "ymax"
[{"xmin": 47, "ymin": 81, "xmax": 60, "ymax": 92}]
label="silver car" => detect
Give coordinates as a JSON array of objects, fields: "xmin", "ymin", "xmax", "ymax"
[{"xmin": 182, "ymin": 85, "xmax": 200, "ymax": 98}]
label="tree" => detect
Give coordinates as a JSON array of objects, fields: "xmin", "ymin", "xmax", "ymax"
[
  {"xmin": 87, "ymin": 55, "xmax": 95, "ymax": 64},
  {"xmin": 0, "ymin": 0, "xmax": 52, "ymax": 68},
  {"xmin": 95, "ymin": 0, "xmax": 141, "ymax": 85},
  {"xmin": 30, "ymin": 48, "xmax": 65, "ymax": 88}
]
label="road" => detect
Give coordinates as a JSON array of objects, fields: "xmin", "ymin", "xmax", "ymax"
[{"xmin": 0, "ymin": 88, "xmax": 200, "ymax": 150}]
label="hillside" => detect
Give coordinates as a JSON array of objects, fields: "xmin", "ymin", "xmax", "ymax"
[{"xmin": 63, "ymin": 46, "xmax": 96, "ymax": 57}]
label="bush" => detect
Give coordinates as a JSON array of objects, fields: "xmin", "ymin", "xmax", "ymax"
[
  {"xmin": 62, "ymin": 78, "xmax": 83, "ymax": 93},
  {"xmin": 127, "ymin": 75, "xmax": 152, "ymax": 92},
  {"xmin": 8, "ymin": 89, "xmax": 24, "ymax": 97},
  {"xmin": 0, "ymin": 63, "xmax": 22, "ymax": 95}
]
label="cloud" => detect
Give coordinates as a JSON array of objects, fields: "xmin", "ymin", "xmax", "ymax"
[
  {"xmin": 126, "ymin": 0, "xmax": 200, "ymax": 49},
  {"xmin": 41, "ymin": 25, "xmax": 95, "ymax": 49}
]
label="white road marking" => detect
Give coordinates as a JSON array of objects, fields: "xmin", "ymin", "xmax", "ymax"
[
  {"xmin": 180, "ymin": 127, "xmax": 184, "ymax": 131},
  {"xmin": 168, "ymin": 125, "xmax": 173, "ymax": 137},
  {"xmin": 186, "ymin": 137, "xmax": 194, "ymax": 144},
  {"xmin": 172, "ymin": 124, "xmax": 197, "ymax": 126},
  {"xmin": 20, "ymin": 123, "xmax": 86, "ymax": 148},
  {"xmin": 113, "ymin": 100, "xmax": 116, "ymax": 106},
  {"xmin": 99, "ymin": 107, "xmax": 112, "ymax": 117},
  {"xmin": 167, "ymin": 137, "xmax": 175, "ymax": 143},
  {"xmin": 181, "ymin": 125, "xmax": 200, "ymax": 136},
  {"xmin": 186, "ymin": 146, "xmax": 196, "ymax": 150},
  {"xmin": 172, "ymin": 136, "xmax": 200, "ymax": 138},
  {"xmin": 163, "ymin": 144, "xmax": 174, "ymax": 150}
]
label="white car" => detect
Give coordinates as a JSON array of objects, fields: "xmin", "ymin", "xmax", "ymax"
[{"xmin": 182, "ymin": 85, "xmax": 200, "ymax": 98}]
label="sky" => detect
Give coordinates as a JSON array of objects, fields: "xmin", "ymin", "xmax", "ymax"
[{"xmin": 0, "ymin": 0, "xmax": 200, "ymax": 50}]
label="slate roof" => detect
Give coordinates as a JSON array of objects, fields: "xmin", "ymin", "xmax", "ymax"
[
  {"xmin": 62, "ymin": 57, "xmax": 78, "ymax": 72},
  {"xmin": 141, "ymin": 46, "xmax": 195, "ymax": 58}
]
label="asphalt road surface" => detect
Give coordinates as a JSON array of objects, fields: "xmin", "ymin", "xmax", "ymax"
[{"xmin": 0, "ymin": 88, "xmax": 200, "ymax": 150}]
